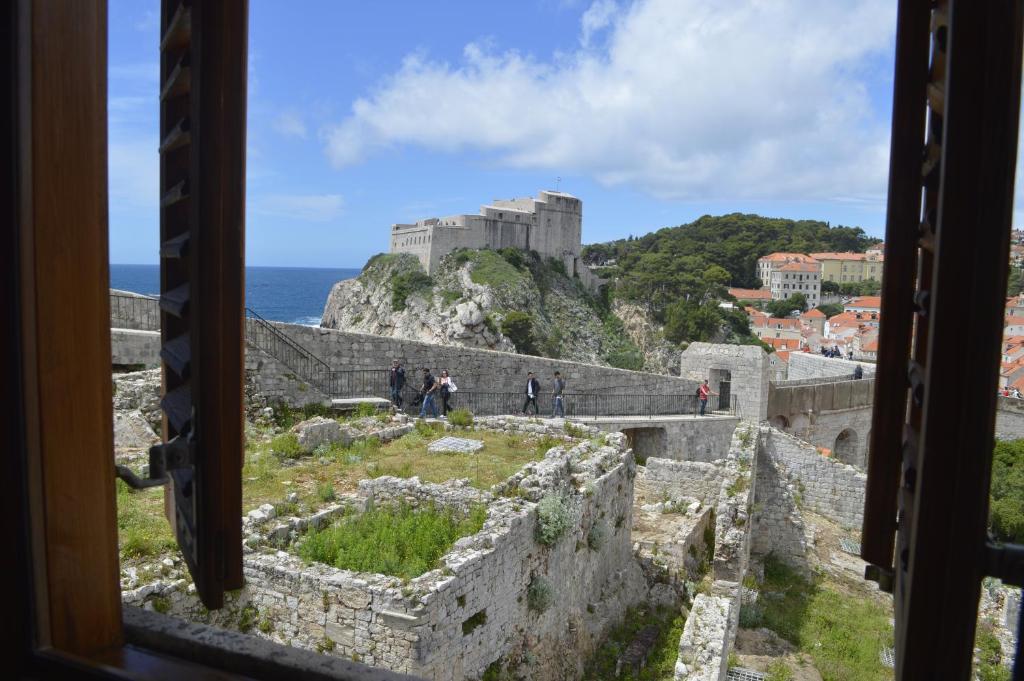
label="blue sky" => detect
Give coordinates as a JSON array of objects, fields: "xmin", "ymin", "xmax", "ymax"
[{"xmin": 109, "ymin": 0, "xmax": 903, "ymax": 268}]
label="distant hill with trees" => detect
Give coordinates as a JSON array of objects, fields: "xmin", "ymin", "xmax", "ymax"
[{"xmin": 582, "ymin": 213, "xmax": 880, "ymax": 345}]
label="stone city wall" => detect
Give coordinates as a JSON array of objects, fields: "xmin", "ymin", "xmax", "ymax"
[
  {"xmin": 758, "ymin": 427, "xmax": 866, "ymax": 531},
  {"xmin": 125, "ymin": 427, "xmax": 648, "ymax": 681},
  {"xmin": 642, "ymin": 459, "xmax": 727, "ymax": 505},
  {"xmin": 585, "ymin": 416, "xmax": 739, "ymax": 464},
  {"xmin": 112, "ymin": 328, "xmax": 161, "ymax": 367},
  {"xmin": 253, "ymin": 321, "xmax": 698, "ymax": 405},
  {"xmin": 680, "ymin": 343, "xmax": 770, "ymax": 423},
  {"xmin": 784, "ymin": 352, "xmax": 876, "ymax": 381},
  {"xmin": 996, "ymin": 396, "xmax": 1024, "ymax": 440}
]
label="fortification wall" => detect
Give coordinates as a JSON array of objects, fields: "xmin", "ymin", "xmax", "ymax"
[
  {"xmin": 785, "ymin": 352, "xmax": 876, "ymax": 381},
  {"xmin": 996, "ymin": 396, "xmax": 1024, "ymax": 440},
  {"xmin": 254, "ymin": 322, "xmax": 698, "ymax": 405},
  {"xmin": 680, "ymin": 343, "xmax": 770, "ymax": 422},
  {"xmin": 584, "ymin": 416, "xmax": 739, "ymax": 463},
  {"xmin": 111, "ymin": 328, "xmax": 160, "ymax": 367},
  {"xmin": 751, "ymin": 426, "xmax": 809, "ymax": 572},
  {"xmin": 758, "ymin": 428, "xmax": 865, "ymax": 530}
]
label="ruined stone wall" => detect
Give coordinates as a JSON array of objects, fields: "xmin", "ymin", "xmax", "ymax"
[
  {"xmin": 125, "ymin": 428, "xmax": 647, "ymax": 681},
  {"xmin": 996, "ymin": 397, "xmax": 1024, "ymax": 440},
  {"xmin": 758, "ymin": 427, "xmax": 865, "ymax": 530},
  {"xmin": 111, "ymin": 328, "xmax": 161, "ymax": 366},
  {"xmin": 642, "ymin": 459, "xmax": 726, "ymax": 505},
  {"xmin": 589, "ymin": 416, "xmax": 739, "ymax": 463},
  {"xmin": 751, "ymin": 427, "xmax": 809, "ymax": 572}
]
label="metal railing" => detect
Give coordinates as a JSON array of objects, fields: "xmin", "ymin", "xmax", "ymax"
[
  {"xmin": 110, "ymin": 291, "xmax": 160, "ymax": 331},
  {"xmin": 244, "ymin": 308, "xmax": 334, "ymax": 392},
  {"xmin": 389, "ymin": 387, "xmax": 737, "ymax": 418}
]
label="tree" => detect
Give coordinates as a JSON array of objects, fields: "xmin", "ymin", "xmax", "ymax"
[
  {"xmin": 1010, "ymin": 267, "xmax": 1024, "ymax": 297},
  {"xmin": 766, "ymin": 293, "xmax": 807, "ymax": 317},
  {"xmin": 990, "ymin": 439, "xmax": 1024, "ymax": 543},
  {"xmin": 821, "ymin": 280, "xmax": 840, "ymax": 295},
  {"xmin": 664, "ymin": 300, "xmax": 721, "ymax": 344},
  {"xmin": 500, "ymin": 311, "xmax": 538, "ymax": 356},
  {"xmin": 815, "ymin": 303, "xmax": 843, "ymax": 318}
]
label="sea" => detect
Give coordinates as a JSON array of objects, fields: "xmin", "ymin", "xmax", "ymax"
[{"xmin": 110, "ymin": 264, "xmax": 361, "ymax": 325}]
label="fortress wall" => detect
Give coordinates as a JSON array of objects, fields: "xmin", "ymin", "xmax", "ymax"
[
  {"xmin": 785, "ymin": 352, "xmax": 877, "ymax": 381},
  {"xmin": 111, "ymin": 328, "xmax": 160, "ymax": 367},
  {"xmin": 751, "ymin": 427, "xmax": 809, "ymax": 573},
  {"xmin": 996, "ymin": 396, "xmax": 1024, "ymax": 440},
  {"xmin": 757, "ymin": 427, "xmax": 865, "ymax": 531},
  {"xmin": 256, "ymin": 322, "xmax": 699, "ymax": 404}
]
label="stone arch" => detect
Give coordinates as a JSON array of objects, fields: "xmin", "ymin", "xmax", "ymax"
[
  {"xmin": 621, "ymin": 427, "xmax": 668, "ymax": 465},
  {"xmin": 769, "ymin": 414, "xmax": 790, "ymax": 430},
  {"xmin": 834, "ymin": 428, "xmax": 860, "ymax": 466}
]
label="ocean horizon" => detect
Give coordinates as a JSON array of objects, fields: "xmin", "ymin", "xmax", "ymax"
[{"xmin": 110, "ymin": 263, "xmax": 361, "ymax": 325}]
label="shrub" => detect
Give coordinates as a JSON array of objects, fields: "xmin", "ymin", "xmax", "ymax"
[
  {"xmin": 299, "ymin": 502, "xmax": 487, "ymax": 579},
  {"xmin": 587, "ymin": 521, "xmax": 607, "ymax": 551},
  {"xmin": 535, "ymin": 493, "xmax": 572, "ymax": 546},
  {"xmin": 447, "ymin": 408, "xmax": 474, "ymax": 428},
  {"xmin": 564, "ymin": 421, "xmax": 587, "ymax": 438},
  {"xmin": 527, "ymin": 575, "xmax": 554, "ymax": 613},
  {"xmin": 392, "ymin": 270, "xmax": 433, "ymax": 311},
  {"xmin": 270, "ymin": 433, "xmax": 302, "ymax": 459},
  {"xmin": 483, "ymin": 314, "xmax": 498, "ymax": 333},
  {"xmin": 766, "ymin": 659, "xmax": 794, "ymax": 681},
  {"xmin": 468, "ymin": 249, "xmax": 527, "ymax": 288},
  {"xmin": 415, "ymin": 419, "xmax": 443, "ymax": 437},
  {"xmin": 353, "ymin": 402, "xmax": 377, "ymax": 418},
  {"xmin": 738, "ymin": 602, "xmax": 765, "ymax": 629},
  {"xmin": 501, "ymin": 311, "xmax": 538, "ymax": 355},
  {"xmin": 534, "ymin": 434, "xmax": 562, "ymax": 455},
  {"xmin": 316, "ymin": 482, "xmax": 336, "ymax": 503},
  {"xmin": 605, "ymin": 349, "xmax": 645, "ymax": 371}
]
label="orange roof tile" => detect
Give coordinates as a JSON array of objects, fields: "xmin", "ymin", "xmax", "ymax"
[
  {"xmin": 758, "ymin": 252, "xmax": 817, "ymax": 263},
  {"xmin": 780, "ymin": 262, "xmax": 820, "ymax": 272},
  {"xmin": 845, "ymin": 296, "xmax": 882, "ymax": 309},
  {"xmin": 800, "ymin": 309, "xmax": 826, "ymax": 318},
  {"xmin": 1006, "ymin": 316, "xmax": 1024, "ymax": 326},
  {"xmin": 729, "ymin": 287, "xmax": 772, "ymax": 300},
  {"xmin": 809, "ymin": 252, "xmax": 868, "ymax": 261},
  {"xmin": 775, "ymin": 350, "xmax": 791, "ymax": 362}
]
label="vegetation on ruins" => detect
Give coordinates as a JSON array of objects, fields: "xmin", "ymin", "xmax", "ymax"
[
  {"xmin": 269, "ymin": 432, "xmax": 302, "ymax": 458},
  {"xmin": 500, "ymin": 310, "xmax": 539, "ymax": 356},
  {"xmin": 742, "ymin": 555, "xmax": 894, "ymax": 681},
  {"xmin": 116, "ymin": 479, "xmax": 177, "ymax": 561},
  {"xmin": 535, "ymin": 493, "xmax": 573, "ymax": 546},
  {"xmin": 990, "ymin": 439, "xmax": 1024, "ymax": 544},
  {"xmin": 526, "ymin": 574, "xmax": 554, "ymax": 613},
  {"xmin": 299, "ymin": 501, "xmax": 487, "ymax": 579},
  {"xmin": 975, "ymin": 621, "xmax": 1011, "ymax": 681},
  {"xmin": 446, "ymin": 408, "xmax": 474, "ymax": 427},
  {"xmin": 583, "ymin": 604, "xmax": 686, "ymax": 680}
]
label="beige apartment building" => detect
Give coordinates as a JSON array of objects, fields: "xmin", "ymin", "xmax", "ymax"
[
  {"xmin": 810, "ymin": 251, "xmax": 885, "ymax": 284},
  {"xmin": 756, "ymin": 253, "xmax": 822, "ymax": 307}
]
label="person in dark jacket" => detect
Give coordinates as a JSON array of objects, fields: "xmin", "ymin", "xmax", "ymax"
[
  {"xmin": 389, "ymin": 359, "xmax": 406, "ymax": 407},
  {"xmin": 522, "ymin": 372, "xmax": 540, "ymax": 415},
  {"xmin": 419, "ymin": 368, "xmax": 439, "ymax": 418},
  {"xmin": 551, "ymin": 371, "xmax": 566, "ymax": 418}
]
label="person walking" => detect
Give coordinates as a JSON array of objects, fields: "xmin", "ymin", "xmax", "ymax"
[
  {"xmin": 419, "ymin": 368, "xmax": 439, "ymax": 418},
  {"xmin": 522, "ymin": 371, "xmax": 540, "ymax": 416},
  {"xmin": 698, "ymin": 379, "xmax": 717, "ymax": 416},
  {"xmin": 853, "ymin": 364, "xmax": 863, "ymax": 380},
  {"xmin": 388, "ymin": 359, "xmax": 406, "ymax": 408},
  {"xmin": 551, "ymin": 371, "xmax": 566, "ymax": 418},
  {"xmin": 438, "ymin": 369, "xmax": 456, "ymax": 417}
]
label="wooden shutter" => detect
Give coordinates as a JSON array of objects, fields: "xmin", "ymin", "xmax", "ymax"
[{"xmin": 158, "ymin": 0, "xmax": 248, "ymax": 610}]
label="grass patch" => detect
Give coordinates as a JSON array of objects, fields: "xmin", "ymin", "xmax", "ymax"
[
  {"xmin": 116, "ymin": 479, "xmax": 178, "ymax": 562},
  {"xmin": 975, "ymin": 621, "xmax": 1012, "ymax": 681},
  {"xmin": 447, "ymin": 408, "xmax": 474, "ymax": 428},
  {"xmin": 270, "ymin": 432, "xmax": 302, "ymax": 459},
  {"xmin": 754, "ymin": 555, "xmax": 893, "ymax": 681},
  {"xmin": 467, "ymin": 249, "xmax": 530, "ymax": 289},
  {"xmin": 299, "ymin": 502, "xmax": 487, "ymax": 579},
  {"xmin": 583, "ymin": 605, "xmax": 686, "ymax": 680}
]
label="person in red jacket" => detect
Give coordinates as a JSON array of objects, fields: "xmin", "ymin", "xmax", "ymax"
[{"xmin": 698, "ymin": 379, "xmax": 717, "ymax": 416}]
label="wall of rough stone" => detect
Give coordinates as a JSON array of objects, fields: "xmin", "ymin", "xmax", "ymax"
[
  {"xmin": 673, "ymin": 425, "xmax": 756, "ymax": 681},
  {"xmin": 680, "ymin": 343, "xmax": 770, "ymax": 422},
  {"xmin": 642, "ymin": 459, "xmax": 726, "ymax": 505},
  {"xmin": 253, "ymin": 321, "xmax": 698, "ymax": 403},
  {"xmin": 996, "ymin": 397, "xmax": 1024, "ymax": 440},
  {"xmin": 758, "ymin": 427, "xmax": 865, "ymax": 530},
  {"xmin": 584, "ymin": 416, "xmax": 739, "ymax": 463},
  {"xmin": 750, "ymin": 426, "xmax": 809, "ymax": 572},
  {"xmin": 785, "ymin": 352, "xmax": 876, "ymax": 381},
  {"xmin": 126, "ymin": 426, "xmax": 648, "ymax": 681},
  {"xmin": 766, "ymin": 379, "xmax": 874, "ymax": 468},
  {"xmin": 111, "ymin": 328, "xmax": 161, "ymax": 366}
]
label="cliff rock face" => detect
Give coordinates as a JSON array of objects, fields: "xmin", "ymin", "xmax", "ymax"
[
  {"xmin": 612, "ymin": 301, "xmax": 682, "ymax": 376},
  {"xmin": 320, "ymin": 251, "xmax": 638, "ymax": 366}
]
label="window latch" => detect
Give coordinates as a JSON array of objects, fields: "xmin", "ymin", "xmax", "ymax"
[{"xmin": 115, "ymin": 431, "xmax": 195, "ymax": 490}]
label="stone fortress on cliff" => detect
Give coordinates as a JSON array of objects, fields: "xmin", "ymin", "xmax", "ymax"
[{"xmin": 389, "ymin": 189, "xmax": 605, "ymax": 290}]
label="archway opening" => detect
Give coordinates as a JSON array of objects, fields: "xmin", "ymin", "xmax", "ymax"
[
  {"xmin": 770, "ymin": 414, "xmax": 790, "ymax": 430},
  {"xmin": 834, "ymin": 428, "xmax": 860, "ymax": 466}
]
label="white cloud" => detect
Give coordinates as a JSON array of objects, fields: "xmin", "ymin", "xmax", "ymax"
[
  {"xmin": 273, "ymin": 112, "xmax": 308, "ymax": 139},
  {"xmin": 252, "ymin": 194, "xmax": 344, "ymax": 222},
  {"xmin": 324, "ymin": 0, "xmax": 896, "ymax": 203},
  {"xmin": 581, "ymin": 0, "xmax": 618, "ymax": 47}
]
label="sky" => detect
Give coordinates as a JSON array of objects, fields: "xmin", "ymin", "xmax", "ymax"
[{"xmin": 109, "ymin": 0, "xmax": 932, "ymax": 268}]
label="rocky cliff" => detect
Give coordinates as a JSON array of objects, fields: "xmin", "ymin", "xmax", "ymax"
[{"xmin": 321, "ymin": 250, "xmax": 671, "ymax": 370}]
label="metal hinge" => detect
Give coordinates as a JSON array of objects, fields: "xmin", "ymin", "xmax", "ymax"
[{"xmin": 115, "ymin": 432, "xmax": 195, "ymax": 489}]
